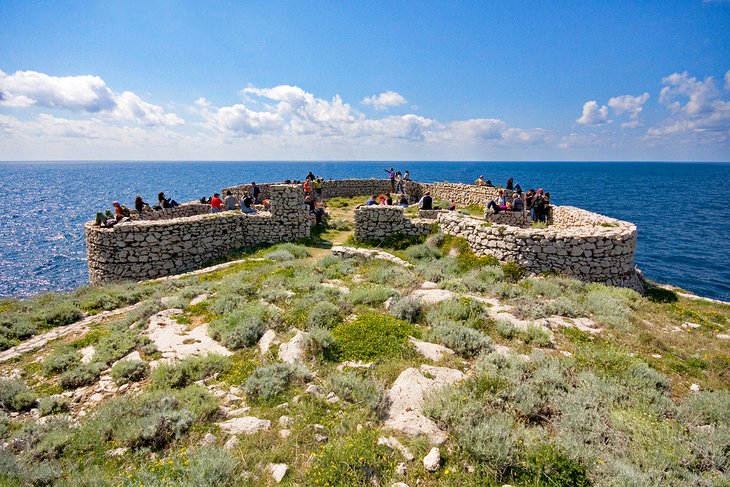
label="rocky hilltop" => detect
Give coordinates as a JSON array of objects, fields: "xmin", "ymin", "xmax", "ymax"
[{"xmin": 0, "ymin": 195, "xmax": 728, "ymax": 486}]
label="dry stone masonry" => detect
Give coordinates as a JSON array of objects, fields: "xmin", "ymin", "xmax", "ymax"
[
  {"xmin": 85, "ymin": 184, "xmax": 310, "ymax": 283},
  {"xmin": 86, "ymin": 178, "xmax": 640, "ymax": 291}
]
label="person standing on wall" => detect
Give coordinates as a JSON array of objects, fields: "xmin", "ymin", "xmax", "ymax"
[
  {"xmin": 385, "ymin": 167, "xmax": 395, "ymax": 192},
  {"xmin": 249, "ymin": 182, "xmax": 261, "ymax": 204}
]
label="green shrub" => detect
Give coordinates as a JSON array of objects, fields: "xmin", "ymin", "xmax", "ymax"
[
  {"xmin": 366, "ymin": 265, "xmax": 413, "ymax": 288},
  {"xmin": 515, "ymin": 443, "xmax": 590, "ymax": 486},
  {"xmin": 404, "ymin": 243, "xmax": 442, "ymax": 261},
  {"xmin": 42, "ymin": 348, "xmax": 81, "ymax": 375},
  {"xmin": 460, "ymin": 412, "xmax": 519, "ymax": 474},
  {"xmin": 208, "ymin": 303, "xmax": 270, "ymax": 348},
  {"xmin": 496, "ymin": 319, "xmax": 518, "ymax": 339},
  {"xmin": 426, "ymin": 324, "xmax": 493, "ymax": 357},
  {"xmin": 329, "ymin": 371, "xmax": 386, "ymax": 414},
  {"xmin": 92, "ymin": 329, "xmax": 137, "ymax": 366},
  {"xmin": 332, "ymin": 312, "xmax": 416, "ymax": 361},
  {"xmin": 644, "ymin": 285, "xmax": 678, "ymax": 303},
  {"xmin": 389, "ymin": 296, "xmax": 422, "ymax": 323},
  {"xmin": 38, "ymin": 396, "xmax": 70, "ymax": 416},
  {"xmin": 524, "ymin": 324, "xmax": 553, "ymax": 348},
  {"xmin": 124, "ymin": 445, "xmax": 238, "ymax": 486},
  {"xmin": 30, "ymin": 298, "xmax": 83, "ymax": 329},
  {"xmin": 305, "ymin": 326, "xmax": 336, "ymax": 359},
  {"xmin": 0, "ymin": 379, "xmax": 37, "ymax": 412},
  {"xmin": 427, "ymin": 297, "xmax": 484, "ymax": 324},
  {"xmin": 136, "ymin": 335, "xmax": 159, "ymax": 357},
  {"xmin": 111, "ymin": 359, "xmax": 150, "ymax": 385},
  {"xmin": 305, "ymin": 429, "xmax": 396, "ymax": 486},
  {"xmin": 307, "ymin": 301, "xmax": 343, "ymax": 329},
  {"xmin": 679, "ymin": 391, "xmax": 730, "ymax": 426},
  {"xmin": 221, "ymin": 320, "xmax": 267, "ymax": 350},
  {"xmin": 150, "ymin": 354, "xmax": 230, "ymax": 389},
  {"xmin": 347, "ymin": 285, "xmax": 399, "ymax": 306},
  {"xmin": 583, "ymin": 286, "xmax": 636, "ymax": 330},
  {"xmin": 243, "ymin": 363, "xmax": 312, "ymax": 403},
  {"xmin": 59, "ymin": 363, "xmax": 102, "ymax": 389},
  {"xmin": 502, "ymin": 261, "xmax": 526, "ymax": 282},
  {"xmin": 265, "ymin": 249, "xmax": 296, "ymax": 261}
]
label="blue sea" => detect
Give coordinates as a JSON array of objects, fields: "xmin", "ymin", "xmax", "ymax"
[{"xmin": 0, "ymin": 161, "xmax": 728, "ymax": 301}]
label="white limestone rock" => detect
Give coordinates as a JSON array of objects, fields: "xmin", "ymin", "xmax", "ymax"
[
  {"xmin": 409, "ymin": 288, "xmax": 456, "ymax": 305},
  {"xmin": 423, "ymin": 447, "xmax": 441, "ymax": 472},
  {"xmin": 278, "ymin": 329, "xmax": 307, "ymax": 364},
  {"xmin": 217, "ymin": 416, "xmax": 271, "ymax": 435},
  {"xmin": 258, "ymin": 329, "xmax": 277, "ymax": 355},
  {"xmin": 268, "ymin": 463, "xmax": 288, "ymax": 484},
  {"xmin": 409, "ymin": 337, "xmax": 454, "ymax": 361},
  {"xmin": 79, "ymin": 346, "xmax": 95, "ymax": 364}
]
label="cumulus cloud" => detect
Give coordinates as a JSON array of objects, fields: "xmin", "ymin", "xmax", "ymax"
[
  {"xmin": 646, "ymin": 71, "xmax": 730, "ymax": 143},
  {"xmin": 0, "ymin": 69, "xmax": 182, "ymax": 126},
  {"xmin": 725, "ymin": 70, "xmax": 730, "ymax": 90},
  {"xmin": 608, "ymin": 92, "xmax": 649, "ymax": 118},
  {"xmin": 576, "ymin": 100, "xmax": 610, "ymax": 126},
  {"xmin": 361, "ymin": 91, "xmax": 407, "ymax": 111}
]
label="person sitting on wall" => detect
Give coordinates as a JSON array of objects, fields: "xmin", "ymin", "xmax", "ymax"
[
  {"xmin": 475, "ymin": 175, "xmax": 486, "ymax": 186},
  {"xmin": 403, "ymin": 170, "xmax": 410, "ymax": 181},
  {"xmin": 487, "ymin": 190, "xmax": 508, "ymax": 213},
  {"xmin": 261, "ymin": 198, "xmax": 271, "ymax": 210},
  {"xmin": 224, "ymin": 190, "xmax": 239, "ymax": 210},
  {"xmin": 303, "ymin": 178, "xmax": 312, "ymax": 196},
  {"xmin": 134, "ymin": 196, "xmax": 150, "ymax": 213},
  {"xmin": 366, "ymin": 195, "xmax": 378, "ymax": 206},
  {"xmin": 305, "ymin": 194, "xmax": 316, "ymax": 212},
  {"xmin": 506, "ymin": 178, "xmax": 514, "ymax": 190},
  {"xmin": 417, "ymin": 191, "xmax": 433, "ymax": 210},
  {"xmin": 112, "ymin": 201, "xmax": 130, "ymax": 220},
  {"xmin": 210, "ymin": 193, "xmax": 223, "ymax": 213},
  {"xmin": 484, "ymin": 179, "xmax": 494, "ymax": 187},
  {"xmin": 511, "ymin": 192, "xmax": 524, "ymax": 212},
  {"xmin": 384, "ymin": 193, "xmax": 393, "ymax": 205},
  {"xmin": 398, "ymin": 194, "xmax": 410, "ymax": 207},
  {"xmin": 514, "ymin": 184, "xmax": 522, "ymax": 194},
  {"xmin": 158, "ymin": 192, "xmax": 179, "ymax": 209},
  {"xmin": 249, "ymin": 182, "xmax": 261, "ymax": 203},
  {"xmin": 306, "ymin": 171, "xmax": 316, "ymax": 181},
  {"xmin": 241, "ymin": 195, "xmax": 257, "ymax": 214}
]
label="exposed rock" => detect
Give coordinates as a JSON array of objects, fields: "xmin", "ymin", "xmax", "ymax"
[
  {"xmin": 690, "ymin": 383, "xmax": 701, "ymax": 392},
  {"xmin": 258, "ymin": 329, "xmax": 277, "ymax": 354},
  {"xmin": 106, "ymin": 447, "xmax": 128, "ymax": 457},
  {"xmin": 392, "ymin": 482, "xmax": 409, "ymax": 487},
  {"xmin": 217, "ymin": 416, "xmax": 271, "ymax": 435},
  {"xmin": 267, "ymin": 463, "xmax": 288, "ymax": 484},
  {"xmin": 384, "ymin": 365, "xmax": 465, "ymax": 445},
  {"xmin": 279, "ymin": 415, "xmax": 294, "ymax": 427},
  {"xmin": 332, "ymin": 245, "xmax": 413, "ymax": 268},
  {"xmin": 278, "ymin": 329, "xmax": 307, "ymax": 364},
  {"xmin": 223, "ymin": 436, "xmax": 239, "ymax": 450},
  {"xmin": 322, "ymin": 281, "xmax": 350, "ymax": 294},
  {"xmin": 145, "ymin": 309, "xmax": 232, "ymax": 360},
  {"xmin": 279, "ymin": 429, "xmax": 292, "ymax": 439},
  {"xmin": 717, "ymin": 334, "xmax": 730, "ymax": 340},
  {"xmin": 201, "ymin": 433, "xmax": 216, "ymax": 445},
  {"xmin": 189, "ymin": 293, "xmax": 209, "ymax": 306},
  {"xmin": 79, "ymin": 345, "xmax": 96, "ymax": 364},
  {"xmin": 423, "ymin": 447, "xmax": 441, "ymax": 472},
  {"xmin": 421, "ymin": 281, "xmax": 439, "ymax": 289},
  {"xmin": 409, "ymin": 288, "xmax": 456, "ymax": 305},
  {"xmin": 409, "ymin": 337, "xmax": 454, "ymax": 361},
  {"xmin": 305, "ymin": 384, "xmax": 323, "ymax": 396},
  {"xmin": 225, "ymin": 407, "xmax": 251, "ymax": 418},
  {"xmin": 314, "ymin": 434, "xmax": 328, "ymax": 443},
  {"xmin": 395, "ymin": 462, "xmax": 407, "ymax": 476},
  {"xmin": 337, "ymin": 360, "xmax": 375, "ymax": 371},
  {"xmin": 326, "ymin": 392, "xmax": 341, "ymax": 403}
]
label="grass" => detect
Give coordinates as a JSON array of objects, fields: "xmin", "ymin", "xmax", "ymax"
[{"xmin": 332, "ymin": 312, "xmax": 417, "ymax": 361}]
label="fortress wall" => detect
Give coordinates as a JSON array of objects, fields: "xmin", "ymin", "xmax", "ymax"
[
  {"xmin": 85, "ymin": 185, "xmax": 310, "ymax": 283},
  {"xmin": 354, "ymin": 206, "xmax": 435, "ymax": 241}
]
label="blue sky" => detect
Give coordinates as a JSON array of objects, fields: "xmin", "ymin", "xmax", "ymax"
[{"xmin": 1, "ymin": 0, "xmax": 729, "ymax": 161}]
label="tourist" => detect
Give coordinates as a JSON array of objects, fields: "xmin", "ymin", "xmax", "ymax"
[
  {"xmin": 525, "ymin": 189, "xmax": 536, "ymax": 210},
  {"xmin": 417, "ymin": 191, "xmax": 433, "ymax": 210},
  {"xmin": 385, "ymin": 167, "xmax": 396, "ymax": 192},
  {"xmin": 241, "ymin": 194, "xmax": 257, "ymax": 214},
  {"xmin": 366, "ymin": 195, "xmax": 378, "ymax": 206},
  {"xmin": 303, "ymin": 178, "xmax": 312, "ymax": 196},
  {"xmin": 261, "ymin": 198, "xmax": 271, "ymax": 210},
  {"xmin": 485, "ymin": 179, "xmax": 494, "ymax": 187},
  {"xmin": 398, "ymin": 194, "xmax": 410, "ymax": 207},
  {"xmin": 306, "ymin": 171, "xmax": 316, "ymax": 181},
  {"xmin": 475, "ymin": 175, "xmax": 486, "ymax": 186},
  {"xmin": 313, "ymin": 177, "xmax": 323, "ymax": 198},
  {"xmin": 134, "ymin": 196, "xmax": 150, "ymax": 213},
  {"xmin": 511, "ymin": 192, "xmax": 524, "ymax": 212},
  {"xmin": 541, "ymin": 192, "xmax": 551, "ymax": 223},
  {"xmin": 395, "ymin": 171, "xmax": 404, "ymax": 193},
  {"xmin": 531, "ymin": 189, "xmax": 544, "ymax": 222},
  {"xmin": 506, "ymin": 178, "xmax": 514, "ymax": 190},
  {"xmin": 381, "ymin": 193, "xmax": 392, "ymax": 206},
  {"xmin": 403, "ymin": 170, "xmax": 410, "ymax": 181},
  {"xmin": 210, "ymin": 193, "xmax": 223, "ymax": 213},
  {"xmin": 487, "ymin": 190, "xmax": 508, "ymax": 213},
  {"xmin": 158, "ymin": 192, "xmax": 179, "ymax": 209},
  {"xmin": 447, "ymin": 201, "xmax": 456, "ymax": 211},
  {"xmin": 514, "ymin": 184, "xmax": 522, "ymax": 194},
  {"xmin": 250, "ymin": 182, "xmax": 261, "ymax": 203},
  {"xmin": 305, "ymin": 194, "xmax": 316, "ymax": 212},
  {"xmin": 224, "ymin": 190, "xmax": 238, "ymax": 210}
]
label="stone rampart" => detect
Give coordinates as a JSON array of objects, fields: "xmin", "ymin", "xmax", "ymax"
[
  {"xmin": 85, "ymin": 185, "xmax": 310, "ymax": 283},
  {"xmin": 354, "ymin": 206, "xmax": 435, "ymax": 241},
  {"xmin": 436, "ymin": 208, "xmax": 641, "ymax": 291}
]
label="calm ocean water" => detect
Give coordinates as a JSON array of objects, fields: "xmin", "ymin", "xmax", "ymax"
[{"xmin": 0, "ymin": 161, "xmax": 728, "ymax": 301}]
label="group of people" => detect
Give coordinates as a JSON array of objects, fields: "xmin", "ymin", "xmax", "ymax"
[
  {"xmin": 476, "ymin": 176, "xmax": 523, "ymax": 193},
  {"xmin": 486, "ymin": 185, "xmax": 550, "ymax": 223},
  {"xmin": 207, "ymin": 182, "xmax": 263, "ymax": 215},
  {"xmin": 385, "ymin": 167, "xmax": 411, "ymax": 194},
  {"xmin": 365, "ymin": 193, "xmax": 410, "ymax": 207},
  {"xmin": 95, "ymin": 191, "xmax": 181, "ymax": 227}
]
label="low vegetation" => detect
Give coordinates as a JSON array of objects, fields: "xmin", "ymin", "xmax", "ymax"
[{"xmin": 0, "ymin": 206, "xmax": 727, "ymax": 486}]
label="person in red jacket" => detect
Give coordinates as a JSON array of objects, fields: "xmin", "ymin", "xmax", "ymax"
[{"xmin": 210, "ymin": 193, "xmax": 223, "ymax": 213}]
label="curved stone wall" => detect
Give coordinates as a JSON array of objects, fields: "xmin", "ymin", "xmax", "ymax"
[
  {"xmin": 354, "ymin": 206, "xmax": 434, "ymax": 241},
  {"xmin": 85, "ymin": 185, "xmax": 310, "ymax": 283}
]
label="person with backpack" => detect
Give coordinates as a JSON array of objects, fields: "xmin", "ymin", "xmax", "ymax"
[{"xmin": 531, "ymin": 189, "xmax": 545, "ymax": 222}]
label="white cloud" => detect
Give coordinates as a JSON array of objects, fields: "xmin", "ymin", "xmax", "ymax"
[
  {"xmin": 608, "ymin": 92, "xmax": 649, "ymax": 119},
  {"xmin": 724, "ymin": 70, "xmax": 730, "ymax": 90},
  {"xmin": 361, "ymin": 91, "xmax": 407, "ymax": 111},
  {"xmin": 646, "ymin": 71, "xmax": 730, "ymax": 144},
  {"xmin": 576, "ymin": 100, "xmax": 610, "ymax": 126},
  {"xmin": 0, "ymin": 69, "xmax": 182, "ymax": 126}
]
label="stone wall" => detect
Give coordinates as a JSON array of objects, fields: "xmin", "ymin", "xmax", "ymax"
[
  {"xmin": 85, "ymin": 185, "xmax": 310, "ymax": 283},
  {"xmin": 354, "ymin": 206, "xmax": 435, "ymax": 241},
  {"xmin": 436, "ymin": 208, "xmax": 641, "ymax": 291},
  {"xmin": 134, "ymin": 202, "xmax": 211, "ymax": 221}
]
